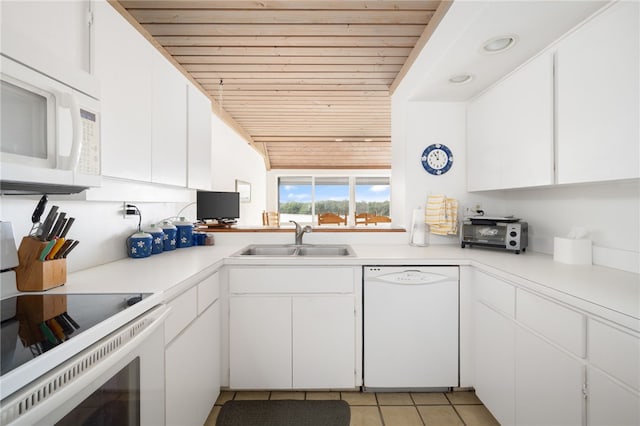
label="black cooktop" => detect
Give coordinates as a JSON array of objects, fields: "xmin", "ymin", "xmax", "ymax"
[{"xmin": 0, "ymin": 293, "xmax": 150, "ymax": 377}]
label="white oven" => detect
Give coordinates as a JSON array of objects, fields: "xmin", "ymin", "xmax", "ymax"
[
  {"xmin": 0, "ymin": 304, "xmax": 169, "ymax": 426},
  {"xmin": 0, "ymin": 53, "xmax": 101, "ymax": 191}
]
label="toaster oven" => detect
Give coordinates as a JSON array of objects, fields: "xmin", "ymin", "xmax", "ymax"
[{"xmin": 460, "ymin": 217, "xmax": 528, "ymax": 254}]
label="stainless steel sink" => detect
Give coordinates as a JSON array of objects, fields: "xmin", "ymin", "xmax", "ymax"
[
  {"xmin": 297, "ymin": 246, "xmax": 353, "ymax": 256},
  {"xmin": 233, "ymin": 244, "xmax": 355, "ymax": 257},
  {"xmin": 239, "ymin": 246, "xmax": 298, "ymax": 256}
]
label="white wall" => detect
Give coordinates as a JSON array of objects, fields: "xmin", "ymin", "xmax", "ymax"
[
  {"xmin": 0, "ymin": 196, "xmax": 189, "ymax": 273},
  {"xmin": 211, "ymin": 113, "xmax": 267, "ymax": 226},
  {"xmin": 393, "ymin": 101, "xmax": 506, "ymax": 244},
  {"xmin": 500, "ymin": 181, "xmax": 640, "ymax": 272}
]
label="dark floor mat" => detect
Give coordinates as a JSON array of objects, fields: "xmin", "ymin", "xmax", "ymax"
[{"xmin": 216, "ymin": 399, "xmax": 351, "ymax": 426}]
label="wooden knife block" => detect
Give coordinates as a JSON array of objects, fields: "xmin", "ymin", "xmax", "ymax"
[{"xmin": 15, "ymin": 237, "xmax": 67, "ymax": 291}]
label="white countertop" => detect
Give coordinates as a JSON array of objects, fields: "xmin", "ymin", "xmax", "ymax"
[{"xmin": 54, "ymin": 243, "xmax": 639, "ymax": 330}]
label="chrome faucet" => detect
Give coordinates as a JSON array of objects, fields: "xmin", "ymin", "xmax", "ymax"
[{"xmin": 290, "ymin": 220, "xmax": 312, "ymax": 245}]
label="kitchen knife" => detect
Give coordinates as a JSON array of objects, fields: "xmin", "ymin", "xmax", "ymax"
[
  {"xmin": 46, "ymin": 238, "xmax": 67, "ymax": 260},
  {"xmin": 39, "ymin": 239, "xmax": 57, "ymax": 261},
  {"xmin": 61, "ymin": 240, "xmax": 79, "ymax": 258},
  {"xmin": 38, "ymin": 206, "xmax": 59, "ymax": 241},
  {"xmin": 53, "ymin": 239, "xmax": 73, "ymax": 259},
  {"xmin": 47, "ymin": 212, "xmax": 66, "ymax": 241},
  {"xmin": 30, "ymin": 195, "xmax": 47, "ymax": 236},
  {"xmin": 59, "ymin": 217, "xmax": 75, "ymax": 238}
]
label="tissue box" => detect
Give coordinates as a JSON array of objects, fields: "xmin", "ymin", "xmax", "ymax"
[{"xmin": 553, "ymin": 237, "xmax": 592, "ymax": 265}]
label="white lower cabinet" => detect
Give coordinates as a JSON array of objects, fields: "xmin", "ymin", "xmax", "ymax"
[
  {"xmin": 165, "ymin": 272, "xmax": 221, "ymax": 426},
  {"xmin": 474, "ymin": 301, "xmax": 515, "ymax": 426},
  {"xmin": 229, "ymin": 296, "xmax": 292, "ymax": 389},
  {"xmin": 515, "ymin": 326, "xmax": 584, "ymax": 426},
  {"xmin": 588, "ymin": 367, "xmax": 640, "ymax": 426},
  {"xmin": 473, "ymin": 271, "xmax": 639, "ymax": 426},
  {"xmin": 228, "ymin": 267, "xmax": 357, "ymax": 390},
  {"xmin": 292, "ymin": 296, "xmax": 355, "ymax": 389},
  {"xmin": 587, "ymin": 318, "xmax": 640, "ymax": 426},
  {"xmin": 166, "ymin": 303, "xmax": 220, "ymax": 426}
]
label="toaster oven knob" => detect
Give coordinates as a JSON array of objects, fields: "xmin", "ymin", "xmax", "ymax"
[
  {"xmin": 510, "ymin": 231, "xmax": 518, "ymax": 237},
  {"xmin": 509, "ymin": 240, "xmax": 517, "ymax": 246}
]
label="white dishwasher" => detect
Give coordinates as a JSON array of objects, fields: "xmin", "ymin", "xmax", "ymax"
[{"xmin": 363, "ymin": 266, "xmax": 459, "ymax": 391}]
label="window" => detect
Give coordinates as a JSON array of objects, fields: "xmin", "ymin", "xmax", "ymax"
[
  {"xmin": 355, "ymin": 177, "xmax": 390, "ymax": 216},
  {"xmin": 314, "ymin": 177, "xmax": 349, "ymax": 216},
  {"xmin": 278, "ymin": 177, "xmax": 312, "ymax": 223},
  {"xmin": 277, "ymin": 176, "xmax": 390, "ymax": 226}
]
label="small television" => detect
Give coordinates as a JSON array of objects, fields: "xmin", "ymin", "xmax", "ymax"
[{"xmin": 196, "ymin": 191, "xmax": 240, "ymax": 222}]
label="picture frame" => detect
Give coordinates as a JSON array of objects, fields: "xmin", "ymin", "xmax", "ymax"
[{"xmin": 235, "ymin": 179, "xmax": 251, "ymax": 202}]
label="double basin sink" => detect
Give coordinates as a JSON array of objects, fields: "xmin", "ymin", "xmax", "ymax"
[{"xmin": 233, "ymin": 244, "xmax": 356, "ymax": 257}]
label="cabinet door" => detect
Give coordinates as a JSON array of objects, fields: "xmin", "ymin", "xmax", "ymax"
[
  {"xmin": 474, "ymin": 301, "xmax": 516, "ymax": 426},
  {"xmin": 187, "ymin": 84, "xmax": 212, "ymax": 190},
  {"xmin": 94, "ymin": 1, "xmax": 152, "ymax": 181},
  {"xmin": 151, "ymin": 50, "xmax": 187, "ymax": 186},
  {"xmin": 229, "ymin": 296, "xmax": 292, "ymax": 389},
  {"xmin": 467, "ymin": 52, "xmax": 554, "ymax": 191},
  {"xmin": 292, "ymin": 296, "xmax": 355, "ymax": 389},
  {"xmin": 515, "ymin": 326, "xmax": 584, "ymax": 426},
  {"xmin": 166, "ymin": 302, "xmax": 220, "ymax": 426},
  {"xmin": 588, "ymin": 367, "xmax": 640, "ymax": 426},
  {"xmin": 556, "ymin": 2, "xmax": 639, "ymax": 184},
  {"xmin": 1, "ymin": 0, "xmax": 91, "ymax": 74}
]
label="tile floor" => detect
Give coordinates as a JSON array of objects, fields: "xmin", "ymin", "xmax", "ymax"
[{"xmin": 204, "ymin": 390, "xmax": 500, "ymax": 426}]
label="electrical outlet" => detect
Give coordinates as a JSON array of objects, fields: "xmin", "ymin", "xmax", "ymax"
[
  {"xmin": 122, "ymin": 202, "xmax": 138, "ymax": 219},
  {"xmin": 464, "ymin": 203, "xmax": 483, "ymax": 217}
]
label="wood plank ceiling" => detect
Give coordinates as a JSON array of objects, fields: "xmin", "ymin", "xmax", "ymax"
[{"xmin": 117, "ymin": 0, "xmax": 449, "ymax": 169}]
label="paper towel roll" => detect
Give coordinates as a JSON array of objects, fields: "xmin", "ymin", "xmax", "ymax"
[
  {"xmin": 410, "ymin": 207, "xmax": 427, "ymax": 246},
  {"xmin": 553, "ymin": 237, "xmax": 592, "ymax": 265}
]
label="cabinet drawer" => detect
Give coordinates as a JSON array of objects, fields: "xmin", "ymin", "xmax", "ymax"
[
  {"xmin": 165, "ymin": 286, "xmax": 197, "ymax": 344},
  {"xmin": 197, "ymin": 272, "xmax": 220, "ymax": 315},
  {"xmin": 516, "ymin": 289, "xmax": 586, "ymax": 357},
  {"xmin": 589, "ymin": 319, "xmax": 640, "ymax": 391},
  {"xmin": 474, "ymin": 271, "xmax": 515, "ymax": 317},
  {"xmin": 229, "ymin": 267, "xmax": 354, "ymax": 294}
]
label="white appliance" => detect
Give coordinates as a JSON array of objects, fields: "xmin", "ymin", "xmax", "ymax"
[
  {"xmin": 0, "ymin": 53, "xmax": 101, "ymax": 193},
  {"xmin": 0, "ymin": 297, "xmax": 169, "ymax": 426},
  {"xmin": 364, "ymin": 266, "xmax": 459, "ymax": 390}
]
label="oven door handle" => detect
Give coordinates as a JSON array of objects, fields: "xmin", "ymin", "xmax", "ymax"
[{"xmin": 1, "ymin": 304, "xmax": 170, "ymax": 426}]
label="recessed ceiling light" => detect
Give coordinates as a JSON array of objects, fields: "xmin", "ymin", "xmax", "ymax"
[
  {"xmin": 482, "ymin": 35, "xmax": 518, "ymax": 53},
  {"xmin": 448, "ymin": 74, "xmax": 473, "ymax": 85},
  {"xmin": 335, "ymin": 138, "xmax": 343, "ymax": 142},
  {"xmin": 364, "ymin": 138, "xmax": 373, "ymax": 142}
]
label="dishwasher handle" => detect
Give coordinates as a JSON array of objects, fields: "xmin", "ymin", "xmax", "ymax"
[{"xmin": 367, "ymin": 270, "xmax": 454, "ymax": 285}]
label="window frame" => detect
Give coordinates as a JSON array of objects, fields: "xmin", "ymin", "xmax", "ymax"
[{"xmin": 276, "ymin": 175, "xmax": 391, "ymax": 226}]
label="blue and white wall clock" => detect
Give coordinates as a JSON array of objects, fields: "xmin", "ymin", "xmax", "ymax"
[{"xmin": 421, "ymin": 144, "xmax": 453, "ymax": 175}]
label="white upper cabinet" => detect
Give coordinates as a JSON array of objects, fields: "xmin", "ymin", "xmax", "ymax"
[
  {"xmin": 94, "ymin": 1, "xmax": 153, "ymax": 182},
  {"xmin": 187, "ymin": 84, "xmax": 213, "ymax": 190},
  {"xmin": 1, "ymin": 1, "xmax": 91, "ymax": 75},
  {"xmin": 467, "ymin": 52, "xmax": 554, "ymax": 191},
  {"xmin": 151, "ymin": 50, "xmax": 187, "ymax": 187},
  {"xmin": 555, "ymin": 1, "xmax": 639, "ymax": 184}
]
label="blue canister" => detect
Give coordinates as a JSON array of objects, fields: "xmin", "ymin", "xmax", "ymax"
[
  {"xmin": 127, "ymin": 231, "xmax": 153, "ymax": 258},
  {"xmin": 143, "ymin": 224, "xmax": 164, "ymax": 254},
  {"xmin": 160, "ymin": 221, "xmax": 177, "ymax": 251},
  {"xmin": 192, "ymin": 232, "xmax": 206, "ymax": 246},
  {"xmin": 174, "ymin": 217, "xmax": 193, "ymax": 248}
]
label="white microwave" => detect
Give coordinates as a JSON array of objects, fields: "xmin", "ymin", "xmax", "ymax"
[{"xmin": 0, "ymin": 54, "xmax": 101, "ymax": 193}]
